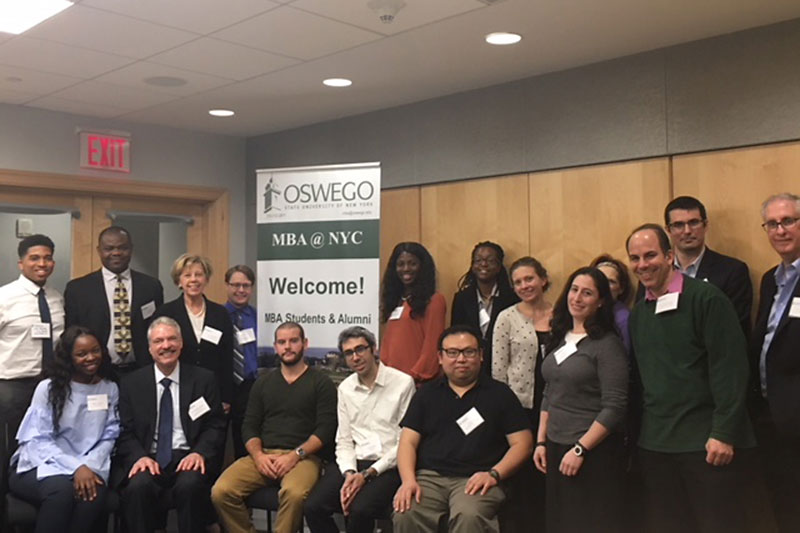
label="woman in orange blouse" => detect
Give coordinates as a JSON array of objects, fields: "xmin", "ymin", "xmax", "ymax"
[{"xmin": 379, "ymin": 242, "xmax": 446, "ymax": 384}]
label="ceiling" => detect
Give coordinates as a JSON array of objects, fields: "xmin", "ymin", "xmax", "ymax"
[{"xmin": 1, "ymin": 0, "xmax": 799, "ymax": 137}]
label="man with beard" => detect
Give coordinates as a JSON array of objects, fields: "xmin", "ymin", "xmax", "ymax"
[{"xmin": 212, "ymin": 321, "xmax": 338, "ymax": 533}]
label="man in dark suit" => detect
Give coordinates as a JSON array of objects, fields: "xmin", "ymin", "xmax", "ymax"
[
  {"xmin": 117, "ymin": 316, "xmax": 226, "ymax": 533},
  {"xmin": 752, "ymin": 192, "xmax": 800, "ymax": 532},
  {"xmin": 636, "ymin": 196, "xmax": 753, "ymax": 337},
  {"xmin": 64, "ymin": 226, "xmax": 164, "ymax": 375}
]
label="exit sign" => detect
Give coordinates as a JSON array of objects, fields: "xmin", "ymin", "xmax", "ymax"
[{"xmin": 79, "ymin": 131, "xmax": 130, "ymax": 173}]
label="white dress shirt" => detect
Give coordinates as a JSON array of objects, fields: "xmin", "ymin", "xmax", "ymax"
[
  {"xmin": 335, "ymin": 362, "xmax": 415, "ymax": 475},
  {"xmin": 0, "ymin": 275, "xmax": 64, "ymax": 379},
  {"xmin": 151, "ymin": 362, "xmax": 189, "ymax": 453},
  {"xmin": 102, "ymin": 267, "xmax": 132, "ymax": 364}
]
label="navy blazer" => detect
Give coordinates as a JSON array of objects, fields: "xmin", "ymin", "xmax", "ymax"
[
  {"xmin": 451, "ymin": 286, "xmax": 518, "ymax": 374},
  {"xmin": 153, "ymin": 295, "xmax": 234, "ymax": 404},
  {"xmin": 64, "ymin": 269, "xmax": 164, "ymax": 367},
  {"xmin": 751, "ymin": 265, "xmax": 800, "ymax": 437}
]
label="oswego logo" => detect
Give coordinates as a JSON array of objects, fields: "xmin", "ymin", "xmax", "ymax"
[
  {"xmin": 283, "ymin": 181, "xmax": 375, "ymax": 205},
  {"xmin": 263, "ymin": 177, "xmax": 281, "ymax": 213}
]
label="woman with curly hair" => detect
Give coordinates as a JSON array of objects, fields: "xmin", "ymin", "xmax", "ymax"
[
  {"xmin": 9, "ymin": 326, "xmax": 120, "ymax": 533},
  {"xmin": 379, "ymin": 242, "xmax": 446, "ymax": 384},
  {"xmin": 450, "ymin": 241, "xmax": 518, "ymax": 373}
]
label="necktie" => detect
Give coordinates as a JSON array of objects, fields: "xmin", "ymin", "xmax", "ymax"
[
  {"xmin": 156, "ymin": 377, "xmax": 173, "ymax": 468},
  {"xmin": 37, "ymin": 289, "xmax": 53, "ymax": 364},
  {"xmin": 114, "ymin": 275, "xmax": 132, "ymax": 362},
  {"xmin": 232, "ymin": 311, "xmax": 245, "ymax": 384}
]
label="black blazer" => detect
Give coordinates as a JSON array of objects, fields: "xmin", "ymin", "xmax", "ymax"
[
  {"xmin": 153, "ymin": 296, "xmax": 234, "ymax": 404},
  {"xmin": 116, "ymin": 363, "xmax": 225, "ymax": 476},
  {"xmin": 751, "ymin": 265, "xmax": 800, "ymax": 437},
  {"xmin": 64, "ymin": 269, "xmax": 164, "ymax": 366},
  {"xmin": 451, "ymin": 286, "xmax": 519, "ymax": 373},
  {"xmin": 635, "ymin": 247, "xmax": 752, "ymax": 337}
]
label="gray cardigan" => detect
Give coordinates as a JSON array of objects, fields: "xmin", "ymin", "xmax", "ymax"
[{"xmin": 540, "ymin": 331, "xmax": 628, "ymax": 444}]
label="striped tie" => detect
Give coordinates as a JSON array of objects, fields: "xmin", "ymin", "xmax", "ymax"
[
  {"xmin": 232, "ymin": 311, "xmax": 245, "ymax": 384},
  {"xmin": 114, "ymin": 275, "xmax": 132, "ymax": 362}
]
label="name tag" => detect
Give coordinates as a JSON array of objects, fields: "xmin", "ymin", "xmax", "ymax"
[
  {"xmin": 189, "ymin": 397, "xmax": 211, "ymax": 421},
  {"xmin": 789, "ymin": 297, "xmax": 800, "ymax": 319},
  {"xmin": 478, "ymin": 307, "xmax": 491, "ymax": 328},
  {"xmin": 30, "ymin": 323, "xmax": 51, "ymax": 339},
  {"xmin": 141, "ymin": 300, "xmax": 156, "ymax": 319},
  {"xmin": 553, "ymin": 342, "xmax": 578, "ymax": 365},
  {"xmin": 456, "ymin": 407, "xmax": 485, "ymax": 435},
  {"xmin": 389, "ymin": 305, "xmax": 404, "ymax": 321},
  {"xmin": 355, "ymin": 431, "xmax": 383, "ymax": 458},
  {"xmin": 655, "ymin": 292, "xmax": 679, "ymax": 314},
  {"xmin": 87, "ymin": 394, "xmax": 108, "ymax": 411},
  {"xmin": 201, "ymin": 326, "xmax": 223, "ymax": 345},
  {"xmin": 236, "ymin": 328, "xmax": 256, "ymax": 344}
]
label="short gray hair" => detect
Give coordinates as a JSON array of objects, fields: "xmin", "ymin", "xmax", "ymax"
[
  {"xmin": 761, "ymin": 193, "xmax": 800, "ymax": 219},
  {"xmin": 147, "ymin": 316, "xmax": 182, "ymax": 343},
  {"xmin": 337, "ymin": 326, "xmax": 377, "ymax": 353}
]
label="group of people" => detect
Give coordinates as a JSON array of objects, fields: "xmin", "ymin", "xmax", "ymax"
[{"xmin": 0, "ymin": 190, "xmax": 798, "ymax": 533}]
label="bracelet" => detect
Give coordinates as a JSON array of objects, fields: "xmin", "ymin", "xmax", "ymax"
[{"xmin": 535, "ymin": 442, "xmax": 546, "ymax": 448}]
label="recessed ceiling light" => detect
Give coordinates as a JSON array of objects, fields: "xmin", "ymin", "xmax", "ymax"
[
  {"xmin": 323, "ymin": 78, "xmax": 353, "ymax": 88},
  {"xmin": 144, "ymin": 76, "xmax": 187, "ymax": 87},
  {"xmin": 0, "ymin": 0, "xmax": 74, "ymax": 35},
  {"xmin": 485, "ymin": 32, "xmax": 522, "ymax": 46},
  {"xmin": 208, "ymin": 109, "xmax": 235, "ymax": 117}
]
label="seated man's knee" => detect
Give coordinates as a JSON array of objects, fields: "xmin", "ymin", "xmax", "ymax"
[
  {"xmin": 124, "ymin": 471, "xmax": 157, "ymax": 494},
  {"xmin": 173, "ymin": 470, "xmax": 207, "ymax": 499},
  {"xmin": 279, "ymin": 482, "xmax": 310, "ymax": 505},
  {"xmin": 450, "ymin": 502, "xmax": 497, "ymax": 529}
]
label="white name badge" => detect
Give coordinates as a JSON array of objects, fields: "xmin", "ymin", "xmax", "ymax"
[
  {"xmin": 141, "ymin": 301, "xmax": 156, "ymax": 319},
  {"xmin": 789, "ymin": 297, "xmax": 800, "ymax": 319},
  {"xmin": 355, "ymin": 432, "xmax": 383, "ymax": 458},
  {"xmin": 236, "ymin": 328, "xmax": 256, "ymax": 345},
  {"xmin": 478, "ymin": 307, "xmax": 491, "ymax": 328},
  {"xmin": 30, "ymin": 323, "xmax": 51, "ymax": 339},
  {"xmin": 389, "ymin": 305, "xmax": 404, "ymax": 320},
  {"xmin": 553, "ymin": 342, "xmax": 578, "ymax": 365},
  {"xmin": 655, "ymin": 292, "xmax": 679, "ymax": 314},
  {"xmin": 201, "ymin": 326, "xmax": 223, "ymax": 345},
  {"xmin": 87, "ymin": 394, "xmax": 109, "ymax": 411},
  {"xmin": 189, "ymin": 397, "xmax": 211, "ymax": 421},
  {"xmin": 456, "ymin": 407, "xmax": 485, "ymax": 435}
]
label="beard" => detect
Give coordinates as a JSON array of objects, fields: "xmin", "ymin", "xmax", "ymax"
[{"xmin": 279, "ymin": 347, "xmax": 305, "ymax": 367}]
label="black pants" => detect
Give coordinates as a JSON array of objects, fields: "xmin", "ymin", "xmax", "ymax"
[
  {"xmin": 0, "ymin": 377, "xmax": 37, "ymax": 530},
  {"xmin": 120, "ymin": 450, "xmax": 212, "ymax": 533},
  {"xmin": 638, "ymin": 447, "xmax": 760, "ymax": 533},
  {"xmin": 752, "ymin": 402, "xmax": 796, "ymax": 533},
  {"xmin": 230, "ymin": 379, "xmax": 254, "ymax": 459},
  {"xmin": 304, "ymin": 461, "xmax": 399, "ymax": 533},
  {"xmin": 9, "ymin": 469, "xmax": 107, "ymax": 533},
  {"xmin": 545, "ymin": 434, "xmax": 625, "ymax": 533}
]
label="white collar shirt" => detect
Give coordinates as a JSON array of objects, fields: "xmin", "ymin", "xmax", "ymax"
[
  {"xmin": 151, "ymin": 362, "xmax": 189, "ymax": 453},
  {"xmin": 102, "ymin": 267, "xmax": 132, "ymax": 364}
]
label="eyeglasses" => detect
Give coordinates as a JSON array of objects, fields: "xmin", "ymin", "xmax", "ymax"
[
  {"xmin": 441, "ymin": 348, "xmax": 480, "ymax": 359},
  {"xmin": 667, "ymin": 219, "xmax": 705, "ymax": 232},
  {"xmin": 342, "ymin": 345, "xmax": 370, "ymax": 358},
  {"xmin": 227, "ymin": 282, "xmax": 253, "ymax": 290},
  {"xmin": 761, "ymin": 217, "xmax": 799, "ymax": 233}
]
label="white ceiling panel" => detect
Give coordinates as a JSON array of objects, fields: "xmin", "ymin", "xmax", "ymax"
[
  {"xmin": 25, "ymin": 5, "xmax": 198, "ymax": 59},
  {"xmin": 26, "ymin": 96, "xmax": 128, "ymax": 118},
  {"xmin": 47, "ymin": 80, "xmax": 179, "ymax": 112},
  {"xmin": 81, "ymin": 0, "xmax": 280, "ymax": 34},
  {"xmin": 212, "ymin": 6, "xmax": 382, "ymax": 60},
  {"xmin": 93, "ymin": 61, "xmax": 233, "ymax": 96},
  {"xmin": 148, "ymin": 38, "xmax": 300, "ymax": 81},
  {"xmin": 293, "ymin": 0, "xmax": 485, "ymax": 35},
  {"xmin": 0, "ymin": 87, "xmax": 37, "ymax": 105},
  {"xmin": 0, "ymin": 64, "xmax": 82, "ymax": 95},
  {"xmin": 0, "ymin": 37, "xmax": 134, "ymax": 79}
]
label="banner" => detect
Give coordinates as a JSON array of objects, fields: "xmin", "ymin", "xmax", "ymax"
[{"xmin": 256, "ymin": 163, "xmax": 381, "ymax": 359}]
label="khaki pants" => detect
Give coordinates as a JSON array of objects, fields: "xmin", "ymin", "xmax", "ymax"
[{"xmin": 211, "ymin": 449, "xmax": 321, "ymax": 533}]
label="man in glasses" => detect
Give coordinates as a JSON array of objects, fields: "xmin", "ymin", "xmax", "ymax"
[
  {"xmin": 304, "ymin": 326, "xmax": 415, "ymax": 533},
  {"xmin": 392, "ymin": 325, "xmax": 532, "ymax": 533},
  {"xmin": 751, "ymin": 193, "xmax": 800, "ymax": 531},
  {"xmin": 660, "ymin": 196, "xmax": 753, "ymax": 337}
]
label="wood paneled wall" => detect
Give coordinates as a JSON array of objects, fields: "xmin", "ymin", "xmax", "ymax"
[{"xmin": 379, "ymin": 140, "xmax": 800, "ymax": 323}]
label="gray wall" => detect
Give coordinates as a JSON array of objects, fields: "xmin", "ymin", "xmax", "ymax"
[{"xmin": 0, "ymin": 103, "xmax": 247, "ymax": 271}]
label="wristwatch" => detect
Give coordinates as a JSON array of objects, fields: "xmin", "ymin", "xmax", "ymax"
[
  {"xmin": 572, "ymin": 442, "xmax": 588, "ymax": 457},
  {"xmin": 488, "ymin": 469, "xmax": 501, "ymax": 482},
  {"xmin": 359, "ymin": 468, "xmax": 376, "ymax": 481},
  {"xmin": 294, "ymin": 447, "xmax": 306, "ymax": 459}
]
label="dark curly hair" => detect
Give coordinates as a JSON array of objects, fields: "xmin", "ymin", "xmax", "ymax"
[
  {"xmin": 547, "ymin": 267, "xmax": 617, "ymax": 353},
  {"xmin": 456, "ymin": 241, "xmax": 515, "ymax": 298},
  {"xmin": 45, "ymin": 326, "xmax": 116, "ymax": 433},
  {"xmin": 590, "ymin": 253, "xmax": 633, "ymax": 305},
  {"xmin": 381, "ymin": 242, "xmax": 437, "ymax": 322}
]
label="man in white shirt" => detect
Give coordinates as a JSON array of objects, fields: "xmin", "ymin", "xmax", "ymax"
[
  {"xmin": 304, "ymin": 326, "xmax": 415, "ymax": 533},
  {"xmin": 0, "ymin": 234, "xmax": 64, "ymax": 504}
]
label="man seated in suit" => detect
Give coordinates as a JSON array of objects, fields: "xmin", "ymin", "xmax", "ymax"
[
  {"xmin": 117, "ymin": 316, "xmax": 226, "ymax": 533},
  {"xmin": 64, "ymin": 226, "xmax": 164, "ymax": 377}
]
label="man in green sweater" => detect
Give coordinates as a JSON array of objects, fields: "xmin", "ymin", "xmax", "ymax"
[
  {"xmin": 212, "ymin": 321, "xmax": 337, "ymax": 533},
  {"xmin": 627, "ymin": 223, "xmax": 756, "ymax": 533}
]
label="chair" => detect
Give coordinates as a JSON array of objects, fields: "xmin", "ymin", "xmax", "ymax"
[{"xmin": 245, "ymin": 485, "xmax": 278, "ymax": 533}]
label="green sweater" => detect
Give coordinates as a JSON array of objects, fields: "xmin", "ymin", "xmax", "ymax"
[
  {"xmin": 630, "ymin": 275, "xmax": 755, "ymax": 452},
  {"xmin": 242, "ymin": 367, "xmax": 337, "ymax": 451}
]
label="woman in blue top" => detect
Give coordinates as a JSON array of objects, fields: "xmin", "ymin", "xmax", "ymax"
[{"xmin": 9, "ymin": 326, "xmax": 120, "ymax": 533}]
